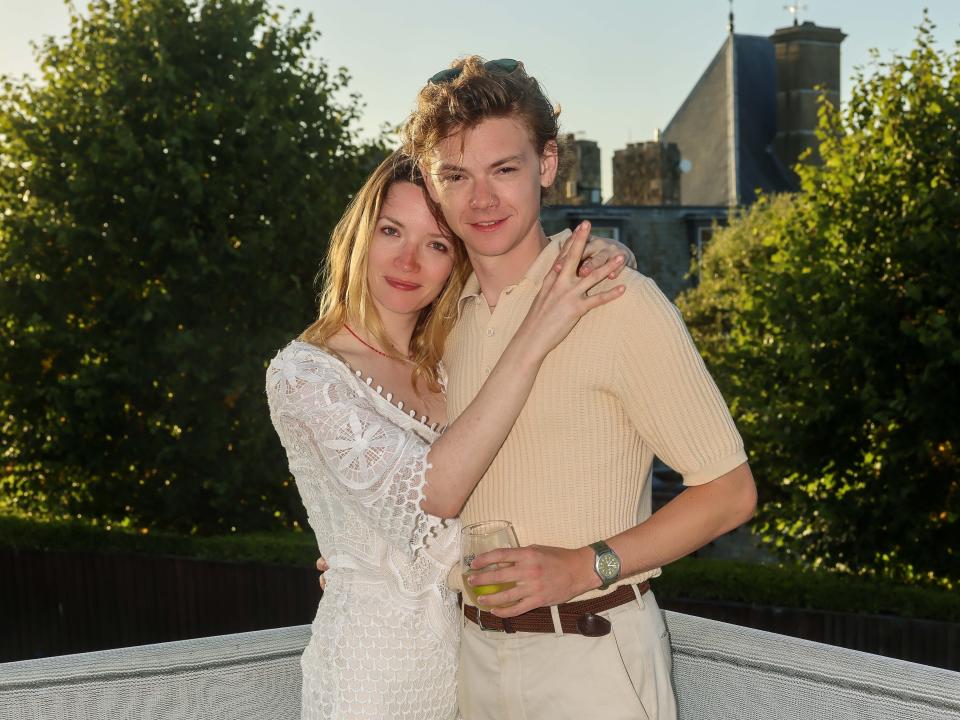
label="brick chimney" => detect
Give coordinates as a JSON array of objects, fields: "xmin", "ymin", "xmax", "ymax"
[
  {"xmin": 770, "ymin": 21, "xmax": 846, "ymax": 176},
  {"xmin": 611, "ymin": 140, "xmax": 681, "ymax": 206},
  {"xmin": 556, "ymin": 134, "xmax": 602, "ymax": 205}
]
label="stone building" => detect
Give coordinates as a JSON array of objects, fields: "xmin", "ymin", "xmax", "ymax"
[
  {"xmin": 554, "ymin": 134, "xmax": 601, "ymax": 205},
  {"xmin": 541, "ymin": 204, "xmax": 727, "ymax": 299},
  {"xmin": 610, "ymin": 139, "xmax": 682, "ymax": 206},
  {"xmin": 659, "ymin": 20, "xmax": 845, "ymax": 206},
  {"xmin": 771, "ymin": 21, "xmax": 847, "ymax": 174},
  {"xmin": 539, "ymin": 18, "xmax": 845, "ymax": 297}
]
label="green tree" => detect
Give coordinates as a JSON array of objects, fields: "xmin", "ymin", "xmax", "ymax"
[
  {"xmin": 0, "ymin": 0, "xmax": 378, "ymax": 531},
  {"xmin": 678, "ymin": 20, "xmax": 960, "ymax": 587}
]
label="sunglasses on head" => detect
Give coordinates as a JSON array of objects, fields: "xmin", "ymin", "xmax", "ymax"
[{"xmin": 428, "ymin": 58, "xmax": 520, "ymax": 85}]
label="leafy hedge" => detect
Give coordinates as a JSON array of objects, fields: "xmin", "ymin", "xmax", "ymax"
[
  {"xmin": 4, "ymin": 514, "xmax": 957, "ymax": 622},
  {"xmin": 657, "ymin": 557, "xmax": 959, "ymax": 623},
  {"xmin": 1, "ymin": 513, "xmax": 316, "ymax": 567}
]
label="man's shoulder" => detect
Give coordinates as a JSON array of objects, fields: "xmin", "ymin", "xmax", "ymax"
[{"xmin": 589, "ymin": 269, "xmax": 670, "ymax": 319}]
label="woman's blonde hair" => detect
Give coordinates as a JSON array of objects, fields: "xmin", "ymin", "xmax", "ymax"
[{"xmin": 300, "ymin": 150, "xmax": 471, "ymax": 393}]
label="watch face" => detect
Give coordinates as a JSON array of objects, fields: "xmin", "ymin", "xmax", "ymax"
[{"xmin": 598, "ymin": 553, "xmax": 620, "ymax": 579}]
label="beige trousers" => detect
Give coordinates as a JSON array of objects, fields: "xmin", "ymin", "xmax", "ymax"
[{"xmin": 457, "ymin": 589, "xmax": 677, "ymax": 720}]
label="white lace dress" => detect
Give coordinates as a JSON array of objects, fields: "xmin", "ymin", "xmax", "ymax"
[{"xmin": 266, "ymin": 341, "xmax": 461, "ymax": 720}]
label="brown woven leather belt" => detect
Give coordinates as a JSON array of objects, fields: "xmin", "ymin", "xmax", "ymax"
[{"xmin": 461, "ymin": 581, "xmax": 650, "ymax": 637}]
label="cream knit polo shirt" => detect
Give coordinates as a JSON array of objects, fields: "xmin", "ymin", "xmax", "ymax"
[{"xmin": 444, "ymin": 230, "xmax": 748, "ymax": 601}]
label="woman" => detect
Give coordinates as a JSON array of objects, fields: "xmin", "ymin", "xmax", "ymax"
[{"xmin": 265, "ymin": 151, "xmax": 629, "ymax": 720}]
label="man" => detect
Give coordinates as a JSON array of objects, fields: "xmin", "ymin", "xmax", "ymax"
[{"xmin": 402, "ymin": 57, "xmax": 757, "ymax": 719}]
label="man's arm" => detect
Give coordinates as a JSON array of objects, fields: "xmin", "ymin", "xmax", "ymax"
[
  {"xmin": 471, "ymin": 274, "xmax": 755, "ymax": 615},
  {"xmin": 469, "ymin": 462, "xmax": 756, "ymax": 616}
]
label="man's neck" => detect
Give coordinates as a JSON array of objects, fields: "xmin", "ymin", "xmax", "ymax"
[{"xmin": 470, "ymin": 224, "xmax": 550, "ymax": 308}]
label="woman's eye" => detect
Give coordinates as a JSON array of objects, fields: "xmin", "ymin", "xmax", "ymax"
[
  {"xmin": 429, "ymin": 241, "xmax": 450, "ymax": 253},
  {"xmin": 381, "ymin": 225, "xmax": 400, "ymax": 237}
]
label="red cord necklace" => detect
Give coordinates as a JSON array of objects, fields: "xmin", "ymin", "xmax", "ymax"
[{"xmin": 344, "ymin": 324, "xmax": 397, "ymax": 359}]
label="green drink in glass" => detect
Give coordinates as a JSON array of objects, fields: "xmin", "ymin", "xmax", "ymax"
[{"xmin": 460, "ymin": 520, "xmax": 519, "ymax": 607}]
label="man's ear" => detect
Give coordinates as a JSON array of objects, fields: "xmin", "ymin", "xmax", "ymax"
[
  {"xmin": 420, "ymin": 161, "xmax": 441, "ymax": 202},
  {"xmin": 539, "ymin": 139, "xmax": 559, "ymax": 188}
]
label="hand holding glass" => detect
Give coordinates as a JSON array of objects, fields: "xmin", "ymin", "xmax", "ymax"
[{"xmin": 460, "ymin": 520, "xmax": 518, "ymax": 607}]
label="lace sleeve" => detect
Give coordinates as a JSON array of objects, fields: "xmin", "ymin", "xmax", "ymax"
[{"xmin": 266, "ymin": 344, "xmax": 440, "ymax": 552}]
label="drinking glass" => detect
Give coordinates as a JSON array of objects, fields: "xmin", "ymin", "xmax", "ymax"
[{"xmin": 460, "ymin": 520, "xmax": 519, "ymax": 607}]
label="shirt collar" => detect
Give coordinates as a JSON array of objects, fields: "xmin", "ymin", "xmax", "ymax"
[{"xmin": 456, "ymin": 229, "xmax": 572, "ymax": 314}]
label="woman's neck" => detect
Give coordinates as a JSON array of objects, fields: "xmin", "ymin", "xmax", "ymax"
[{"xmin": 349, "ymin": 311, "xmax": 417, "ymax": 359}]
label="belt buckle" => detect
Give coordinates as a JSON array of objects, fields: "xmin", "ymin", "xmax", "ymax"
[{"xmin": 476, "ymin": 608, "xmax": 504, "ymax": 633}]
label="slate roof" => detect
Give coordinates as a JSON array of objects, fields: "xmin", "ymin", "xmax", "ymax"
[{"xmin": 662, "ymin": 33, "xmax": 797, "ymax": 206}]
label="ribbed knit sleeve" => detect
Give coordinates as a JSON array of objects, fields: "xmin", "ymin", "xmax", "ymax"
[{"xmin": 615, "ymin": 275, "xmax": 747, "ymax": 486}]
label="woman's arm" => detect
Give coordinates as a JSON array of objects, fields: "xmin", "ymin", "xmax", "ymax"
[
  {"xmin": 267, "ymin": 222, "xmax": 623, "ymax": 550},
  {"xmin": 420, "ymin": 222, "xmax": 624, "ymax": 517}
]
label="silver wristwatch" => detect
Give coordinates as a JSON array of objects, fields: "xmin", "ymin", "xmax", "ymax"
[{"xmin": 589, "ymin": 540, "xmax": 621, "ymax": 590}]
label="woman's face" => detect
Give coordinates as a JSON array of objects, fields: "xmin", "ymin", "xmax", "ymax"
[{"xmin": 365, "ymin": 181, "xmax": 456, "ymax": 319}]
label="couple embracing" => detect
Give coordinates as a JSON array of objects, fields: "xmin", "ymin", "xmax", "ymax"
[{"xmin": 266, "ymin": 57, "xmax": 756, "ymax": 720}]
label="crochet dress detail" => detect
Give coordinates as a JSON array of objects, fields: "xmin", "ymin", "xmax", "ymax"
[{"xmin": 266, "ymin": 341, "xmax": 460, "ymax": 720}]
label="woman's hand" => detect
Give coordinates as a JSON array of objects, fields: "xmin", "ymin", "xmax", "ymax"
[
  {"xmin": 563, "ymin": 232, "xmax": 636, "ymax": 279},
  {"xmin": 316, "ymin": 556, "xmax": 328, "ymax": 592},
  {"xmin": 414, "ymin": 221, "xmax": 626, "ymax": 519},
  {"xmin": 515, "ymin": 221, "xmax": 625, "ymax": 359}
]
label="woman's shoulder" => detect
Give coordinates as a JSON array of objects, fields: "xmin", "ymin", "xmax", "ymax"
[
  {"xmin": 270, "ymin": 338, "xmax": 341, "ymax": 366},
  {"xmin": 267, "ymin": 340, "xmax": 352, "ymax": 394}
]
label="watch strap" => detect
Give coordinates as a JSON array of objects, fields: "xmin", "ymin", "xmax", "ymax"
[
  {"xmin": 590, "ymin": 540, "xmax": 612, "ymax": 554},
  {"xmin": 589, "ymin": 540, "xmax": 620, "ymax": 590}
]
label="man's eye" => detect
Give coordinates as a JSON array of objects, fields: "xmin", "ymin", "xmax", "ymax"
[
  {"xmin": 498, "ymin": 167, "xmax": 517, "ymax": 174},
  {"xmin": 443, "ymin": 174, "xmax": 463, "ymax": 183}
]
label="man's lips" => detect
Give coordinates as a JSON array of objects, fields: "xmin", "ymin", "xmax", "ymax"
[
  {"xmin": 384, "ymin": 276, "xmax": 421, "ymax": 291},
  {"xmin": 468, "ymin": 217, "xmax": 508, "ymax": 233}
]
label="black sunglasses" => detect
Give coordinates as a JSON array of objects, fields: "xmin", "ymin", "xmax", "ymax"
[{"xmin": 428, "ymin": 58, "xmax": 520, "ymax": 85}]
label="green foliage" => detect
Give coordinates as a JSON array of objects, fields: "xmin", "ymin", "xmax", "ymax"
[
  {"xmin": 0, "ymin": 0, "xmax": 379, "ymax": 531},
  {"xmin": 678, "ymin": 18, "xmax": 960, "ymax": 588},
  {"xmin": 658, "ymin": 558, "xmax": 960, "ymax": 623},
  {"xmin": 4, "ymin": 513, "xmax": 956, "ymax": 621},
  {"xmin": 0, "ymin": 512, "xmax": 317, "ymax": 566}
]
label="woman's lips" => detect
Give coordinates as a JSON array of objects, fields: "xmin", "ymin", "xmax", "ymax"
[{"xmin": 385, "ymin": 276, "xmax": 421, "ymax": 291}]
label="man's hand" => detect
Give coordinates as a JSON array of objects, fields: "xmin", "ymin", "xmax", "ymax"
[{"xmin": 467, "ymin": 544, "xmax": 598, "ymax": 618}]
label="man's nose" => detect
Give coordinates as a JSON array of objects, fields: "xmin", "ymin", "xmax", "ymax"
[{"xmin": 469, "ymin": 179, "xmax": 498, "ymax": 210}]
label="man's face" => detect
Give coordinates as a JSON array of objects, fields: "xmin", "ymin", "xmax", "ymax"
[{"xmin": 423, "ymin": 116, "xmax": 558, "ymax": 262}]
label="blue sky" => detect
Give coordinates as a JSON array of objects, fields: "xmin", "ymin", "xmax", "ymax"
[{"xmin": 3, "ymin": 1, "xmax": 958, "ymax": 198}]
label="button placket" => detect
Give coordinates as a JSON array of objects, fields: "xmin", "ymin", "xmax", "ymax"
[
  {"xmin": 481, "ymin": 305, "xmax": 499, "ymax": 378},
  {"xmin": 477, "ymin": 304, "xmax": 494, "ymax": 379}
]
